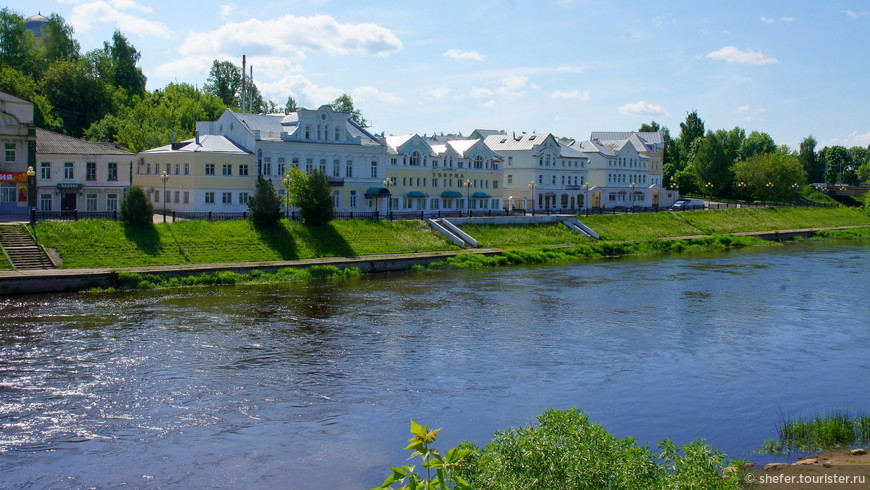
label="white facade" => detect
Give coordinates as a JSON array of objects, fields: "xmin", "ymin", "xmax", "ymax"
[{"xmin": 0, "ymin": 92, "xmax": 36, "ymax": 215}]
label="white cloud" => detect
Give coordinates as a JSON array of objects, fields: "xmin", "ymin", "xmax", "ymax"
[
  {"xmin": 443, "ymin": 49, "xmax": 485, "ymax": 61},
  {"xmin": 556, "ymin": 66, "xmax": 582, "ymax": 73},
  {"xmin": 551, "ymin": 90, "xmax": 590, "ymax": 101},
  {"xmin": 843, "ymin": 10, "xmax": 869, "ymax": 19},
  {"xmin": 706, "ymin": 46, "xmax": 778, "ymax": 65},
  {"xmin": 69, "ymin": 1, "xmax": 170, "ymax": 36},
  {"xmin": 177, "ymin": 14, "xmax": 403, "ymax": 59},
  {"xmin": 735, "ymin": 105, "xmax": 751, "ymax": 113},
  {"xmin": 471, "ymin": 87, "xmax": 493, "ymax": 98},
  {"xmin": 822, "ymin": 131, "xmax": 870, "ymax": 148},
  {"xmin": 351, "ymin": 86, "xmax": 405, "ymax": 103},
  {"xmin": 732, "ymin": 75, "xmax": 752, "ymax": 83},
  {"xmin": 220, "ymin": 4, "xmax": 235, "ymax": 21},
  {"xmin": 495, "ymin": 75, "xmax": 538, "ymax": 98},
  {"xmin": 483, "ymin": 100, "xmax": 497, "ymax": 108},
  {"xmin": 618, "ymin": 101, "xmax": 668, "ymax": 116},
  {"xmin": 426, "ymin": 88, "xmax": 450, "ymax": 98},
  {"xmin": 761, "ymin": 16, "xmax": 794, "ymax": 23}
]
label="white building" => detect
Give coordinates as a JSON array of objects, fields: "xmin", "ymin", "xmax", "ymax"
[
  {"xmin": 480, "ymin": 131, "xmax": 589, "ymax": 211},
  {"xmin": 0, "ymin": 92, "xmax": 36, "ymax": 215}
]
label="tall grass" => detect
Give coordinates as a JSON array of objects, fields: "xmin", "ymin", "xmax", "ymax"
[
  {"xmin": 761, "ymin": 411, "xmax": 870, "ymax": 453},
  {"xmin": 90, "ymin": 265, "xmax": 362, "ymax": 292}
]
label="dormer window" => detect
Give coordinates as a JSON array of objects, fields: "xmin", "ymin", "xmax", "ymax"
[
  {"xmin": 335, "ymin": 127, "xmax": 341, "ymax": 141},
  {"xmin": 305, "ymin": 125, "xmax": 311, "ymax": 139},
  {"xmin": 410, "ymin": 151, "xmax": 421, "ymax": 166}
]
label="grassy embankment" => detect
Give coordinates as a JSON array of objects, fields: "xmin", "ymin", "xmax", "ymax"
[
  {"xmin": 7, "ymin": 207, "xmax": 868, "ymax": 280},
  {"xmin": 761, "ymin": 412, "xmax": 870, "ymax": 454}
]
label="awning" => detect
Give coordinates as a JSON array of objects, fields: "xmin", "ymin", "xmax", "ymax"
[
  {"xmin": 472, "ymin": 192, "xmax": 491, "ymax": 199},
  {"xmin": 364, "ymin": 187, "xmax": 391, "ymax": 197},
  {"xmin": 407, "ymin": 191, "xmax": 426, "ymax": 198},
  {"xmin": 441, "ymin": 191, "xmax": 462, "ymax": 198}
]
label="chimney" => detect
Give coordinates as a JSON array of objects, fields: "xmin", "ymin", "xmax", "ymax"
[
  {"xmin": 170, "ymin": 129, "xmax": 175, "ymax": 143},
  {"xmin": 195, "ymin": 130, "xmax": 200, "ymax": 145}
]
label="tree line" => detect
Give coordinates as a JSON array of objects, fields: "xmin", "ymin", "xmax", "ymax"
[
  {"xmin": 653, "ymin": 112, "xmax": 870, "ymax": 202},
  {"xmin": 0, "ymin": 8, "xmax": 366, "ymax": 153}
]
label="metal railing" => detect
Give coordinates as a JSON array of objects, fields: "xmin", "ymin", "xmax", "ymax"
[{"xmin": 29, "ymin": 199, "xmax": 838, "ymax": 224}]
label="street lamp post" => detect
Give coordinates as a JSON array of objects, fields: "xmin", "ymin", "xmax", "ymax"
[
  {"xmin": 383, "ymin": 177, "xmax": 394, "ymax": 216},
  {"xmin": 508, "ymin": 196, "xmax": 514, "ymax": 214},
  {"xmin": 791, "ymin": 183, "xmax": 800, "ymax": 205},
  {"xmin": 528, "ymin": 181, "xmax": 537, "ymax": 214},
  {"xmin": 26, "ymin": 165, "xmax": 35, "ymax": 224},
  {"xmin": 463, "ymin": 179, "xmax": 473, "ymax": 216},
  {"xmin": 282, "ymin": 175, "xmax": 293, "ymax": 218},
  {"xmin": 737, "ymin": 181, "xmax": 747, "ymax": 204},
  {"xmin": 628, "ymin": 182, "xmax": 637, "ymax": 210},
  {"xmin": 582, "ymin": 182, "xmax": 591, "ymax": 216},
  {"xmin": 160, "ymin": 171, "xmax": 169, "ymax": 223},
  {"xmin": 766, "ymin": 182, "xmax": 773, "ymax": 203},
  {"xmin": 705, "ymin": 182, "xmax": 714, "ymax": 202}
]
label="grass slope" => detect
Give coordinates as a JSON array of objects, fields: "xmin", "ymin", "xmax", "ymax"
[
  {"xmin": 34, "ymin": 218, "xmax": 458, "ymax": 268},
  {"xmin": 460, "ymin": 222, "xmax": 592, "ymax": 248},
  {"xmin": 581, "ymin": 207, "xmax": 870, "ymax": 241}
]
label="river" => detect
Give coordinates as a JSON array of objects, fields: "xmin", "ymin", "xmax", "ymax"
[{"xmin": 1, "ymin": 240, "xmax": 869, "ymax": 488}]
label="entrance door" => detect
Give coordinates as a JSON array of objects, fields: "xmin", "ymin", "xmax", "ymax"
[
  {"xmin": 61, "ymin": 193, "xmax": 77, "ymax": 210},
  {"xmin": 652, "ymin": 190, "xmax": 660, "ymax": 206},
  {"xmin": 592, "ymin": 192, "xmax": 601, "ymax": 208}
]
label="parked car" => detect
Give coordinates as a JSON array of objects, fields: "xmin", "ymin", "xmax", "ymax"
[{"xmin": 671, "ymin": 198, "xmax": 706, "ymax": 210}]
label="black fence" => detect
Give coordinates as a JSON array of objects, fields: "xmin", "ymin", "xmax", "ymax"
[{"xmin": 31, "ymin": 199, "xmax": 838, "ymax": 224}]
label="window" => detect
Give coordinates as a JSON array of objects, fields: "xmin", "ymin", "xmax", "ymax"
[
  {"xmin": 263, "ymin": 157, "xmax": 271, "ymax": 176},
  {"xmin": 174, "ymin": 164, "xmax": 180, "ymax": 175},
  {"xmin": 319, "ymin": 159, "xmax": 326, "ymax": 174},
  {"xmin": 205, "ymin": 192, "xmax": 215, "ymax": 204},
  {"xmin": 409, "ymin": 151, "xmax": 421, "ymax": 166},
  {"xmin": 333, "ymin": 190, "xmax": 340, "ymax": 208},
  {"xmin": 165, "ymin": 163, "xmax": 171, "ymax": 174},
  {"xmin": 306, "ymin": 158, "xmax": 313, "ymax": 173},
  {"xmin": 205, "ymin": 164, "xmax": 215, "ymax": 175},
  {"xmin": 184, "ymin": 163, "xmax": 189, "ymax": 175},
  {"xmin": 106, "ymin": 194, "xmax": 118, "ymax": 212},
  {"xmin": 0, "ymin": 187, "xmax": 14, "ymax": 202},
  {"xmin": 239, "ymin": 164, "xmax": 249, "ymax": 176},
  {"xmin": 278, "ymin": 158, "xmax": 285, "ymax": 176},
  {"xmin": 222, "ymin": 192, "xmax": 232, "ymax": 204},
  {"xmin": 239, "ymin": 192, "xmax": 249, "ymax": 204},
  {"xmin": 538, "ymin": 174, "xmax": 543, "ymax": 184},
  {"xmin": 183, "ymin": 191, "xmax": 189, "ymax": 204},
  {"xmin": 164, "ymin": 190, "xmax": 170, "ymax": 203},
  {"xmin": 474, "ymin": 155, "xmax": 484, "ymax": 169},
  {"xmin": 335, "ymin": 127, "xmax": 341, "ymax": 141},
  {"xmin": 507, "ymin": 174, "xmax": 513, "ymax": 185},
  {"xmin": 40, "ymin": 193, "xmax": 52, "ymax": 211},
  {"xmin": 86, "ymin": 162, "xmax": 96, "ymax": 181},
  {"xmin": 153, "ymin": 190, "xmax": 159, "ymax": 203},
  {"xmin": 433, "ymin": 178, "xmax": 439, "ymax": 187},
  {"xmin": 4, "ymin": 143, "xmax": 15, "ymax": 163},
  {"xmin": 370, "ymin": 161, "xmax": 377, "ymax": 178},
  {"xmin": 64, "ymin": 162, "xmax": 74, "ymax": 180},
  {"xmin": 40, "ymin": 162, "xmax": 51, "ymax": 180},
  {"xmin": 349, "ymin": 190, "xmax": 357, "ymax": 208},
  {"xmin": 146, "ymin": 163, "xmax": 151, "ymax": 174},
  {"xmin": 508, "ymin": 156, "xmax": 513, "ymax": 166},
  {"xmin": 223, "ymin": 164, "xmax": 232, "ymax": 176},
  {"xmin": 333, "ymin": 159, "xmax": 340, "ymax": 177},
  {"xmin": 305, "ymin": 125, "xmax": 311, "ymax": 139},
  {"xmin": 86, "ymin": 194, "xmax": 97, "ymax": 211},
  {"xmin": 108, "ymin": 163, "xmax": 118, "ymax": 181},
  {"xmin": 346, "ymin": 160, "xmax": 353, "ymax": 177},
  {"xmin": 493, "ymin": 180, "xmax": 499, "ymax": 189}
]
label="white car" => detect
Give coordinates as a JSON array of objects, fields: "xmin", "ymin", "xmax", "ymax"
[{"xmin": 671, "ymin": 199, "xmax": 706, "ymax": 210}]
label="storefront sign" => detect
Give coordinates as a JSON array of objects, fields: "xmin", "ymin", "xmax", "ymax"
[
  {"xmin": 56, "ymin": 182, "xmax": 83, "ymax": 190},
  {"xmin": 0, "ymin": 172, "xmax": 27, "ymax": 183}
]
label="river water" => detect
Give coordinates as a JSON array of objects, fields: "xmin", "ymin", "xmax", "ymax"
[{"xmin": 1, "ymin": 241, "xmax": 869, "ymax": 488}]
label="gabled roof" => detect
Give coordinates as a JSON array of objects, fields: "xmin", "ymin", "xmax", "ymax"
[
  {"xmin": 569, "ymin": 139, "xmax": 616, "ymax": 156},
  {"xmin": 483, "ymin": 132, "xmax": 557, "ymax": 151},
  {"xmin": 590, "ymin": 131, "xmax": 664, "ymax": 146},
  {"xmin": 383, "ymin": 134, "xmax": 437, "ymax": 156},
  {"xmin": 558, "ymin": 142, "xmax": 586, "ymax": 159},
  {"xmin": 36, "ymin": 128, "xmax": 132, "ymax": 156},
  {"xmin": 140, "ymin": 134, "xmax": 251, "ymax": 155}
]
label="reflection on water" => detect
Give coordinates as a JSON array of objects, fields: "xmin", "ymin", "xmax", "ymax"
[{"xmin": 1, "ymin": 241, "xmax": 869, "ymax": 488}]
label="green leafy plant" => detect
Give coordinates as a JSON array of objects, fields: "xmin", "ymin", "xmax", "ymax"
[
  {"xmin": 118, "ymin": 185, "xmax": 154, "ymax": 225},
  {"xmin": 373, "ymin": 420, "xmax": 473, "ymax": 490}
]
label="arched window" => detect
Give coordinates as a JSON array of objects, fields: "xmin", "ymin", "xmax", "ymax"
[
  {"xmin": 410, "ymin": 151, "xmax": 421, "ymax": 166},
  {"xmin": 474, "ymin": 155, "xmax": 484, "ymax": 169}
]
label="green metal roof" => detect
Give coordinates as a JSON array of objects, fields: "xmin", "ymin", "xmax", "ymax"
[
  {"xmin": 364, "ymin": 187, "xmax": 391, "ymax": 197},
  {"xmin": 407, "ymin": 191, "xmax": 426, "ymax": 198}
]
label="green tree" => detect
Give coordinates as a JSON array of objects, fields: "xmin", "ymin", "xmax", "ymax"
[
  {"xmin": 118, "ymin": 185, "xmax": 154, "ymax": 225},
  {"xmin": 0, "ymin": 8, "xmax": 37, "ymax": 76},
  {"xmin": 248, "ymin": 175, "xmax": 283, "ymax": 227},
  {"xmin": 38, "ymin": 14, "xmax": 79, "ymax": 66},
  {"xmin": 678, "ymin": 110, "xmax": 705, "ymax": 158},
  {"xmin": 798, "ymin": 135, "xmax": 822, "ymax": 183},
  {"xmin": 285, "ymin": 95, "xmax": 297, "ymax": 112},
  {"xmin": 739, "ymin": 131, "xmax": 776, "ymax": 161},
  {"xmin": 638, "ymin": 121, "xmax": 660, "ymax": 132},
  {"xmin": 691, "ymin": 132, "xmax": 732, "ymax": 196},
  {"xmin": 0, "ymin": 66, "xmax": 60, "ymax": 130},
  {"xmin": 733, "ymin": 152, "xmax": 806, "ymax": 201},
  {"xmin": 204, "ymin": 60, "xmax": 242, "ymax": 107},
  {"xmin": 40, "ymin": 59, "xmax": 112, "ymax": 137},
  {"xmin": 295, "ymin": 169, "xmax": 335, "ymax": 225},
  {"xmin": 102, "ymin": 30, "xmax": 146, "ymax": 98},
  {"xmin": 820, "ymin": 146, "xmax": 853, "ymax": 185},
  {"xmin": 330, "ymin": 93, "xmax": 368, "ymax": 127}
]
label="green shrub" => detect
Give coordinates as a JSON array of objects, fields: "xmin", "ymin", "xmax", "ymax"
[
  {"xmin": 118, "ymin": 185, "xmax": 154, "ymax": 225},
  {"xmin": 248, "ymin": 175, "xmax": 283, "ymax": 227}
]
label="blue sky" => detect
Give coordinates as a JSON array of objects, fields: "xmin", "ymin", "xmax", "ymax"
[{"xmin": 11, "ymin": 0, "xmax": 870, "ymax": 149}]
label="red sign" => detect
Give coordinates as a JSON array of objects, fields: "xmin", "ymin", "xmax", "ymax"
[{"xmin": 0, "ymin": 172, "xmax": 28, "ymax": 183}]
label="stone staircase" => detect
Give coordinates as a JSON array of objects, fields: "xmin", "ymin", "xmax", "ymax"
[{"xmin": 0, "ymin": 224, "xmax": 55, "ymax": 270}]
